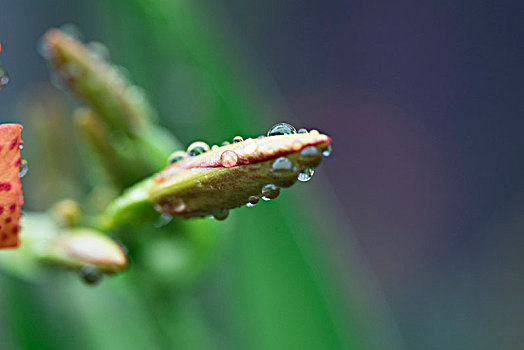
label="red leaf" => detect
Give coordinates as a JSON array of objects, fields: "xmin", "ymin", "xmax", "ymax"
[{"xmin": 0, "ymin": 123, "xmax": 23, "ymax": 248}]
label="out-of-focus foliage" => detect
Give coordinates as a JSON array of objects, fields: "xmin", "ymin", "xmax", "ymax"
[{"xmin": 0, "ymin": 0, "xmax": 402, "ymax": 349}]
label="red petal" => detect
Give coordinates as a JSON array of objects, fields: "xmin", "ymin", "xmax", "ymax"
[{"xmin": 0, "ymin": 123, "xmax": 23, "ymax": 248}]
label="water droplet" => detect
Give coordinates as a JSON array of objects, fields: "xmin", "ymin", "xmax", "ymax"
[
  {"xmin": 80, "ymin": 265, "xmax": 102, "ymax": 285},
  {"xmin": 299, "ymin": 146, "xmax": 321, "ymax": 168},
  {"xmin": 168, "ymin": 198, "xmax": 186, "ymax": 213},
  {"xmin": 187, "ymin": 141, "xmax": 210, "ymax": 157},
  {"xmin": 233, "ymin": 136, "xmax": 243, "ymax": 143},
  {"xmin": 0, "ymin": 66, "xmax": 9, "ymax": 90},
  {"xmin": 271, "ymin": 157, "xmax": 294, "ymax": 175},
  {"xmin": 154, "ymin": 213, "xmax": 173, "ymax": 228},
  {"xmin": 168, "ymin": 150, "xmax": 188, "ymax": 164},
  {"xmin": 212, "ymin": 208, "xmax": 229, "ymax": 221},
  {"xmin": 87, "ymin": 41, "xmax": 110, "ymax": 61},
  {"xmin": 246, "ymin": 196, "xmax": 259, "ymax": 207},
  {"xmin": 37, "ymin": 36, "xmax": 51, "ymax": 58},
  {"xmin": 211, "ymin": 145, "xmax": 220, "ymax": 150},
  {"xmin": 220, "ymin": 150, "xmax": 239, "ymax": 168},
  {"xmin": 267, "ymin": 122, "xmax": 297, "ymax": 136},
  {"xmin": 297, "ymin": 167, "xmax": 314, "ymax": 182},
  {"xmin": 19, "ymin": 140, "xmax": 24, "ymax": 150},
  {"xmin": 322, "ymin": 145, "xmax": 332, "ymax": 157},
  {"xmin": 18, "ymin": 160, "xmax": 28, "ymax": 178},
  {"xmin": 155, "ymin": 197, "xmax": 186, "ymax": 214},
  {"xmin": 298, "ymin": 128, "xmax": 308, "ymax": 134},
  {"xmin": 309, "ymin": 129, "xmax": 320, "ymax": 136},
  {"xmin": 59, "ymin": 23, "xmax": 84, "ymax": 41},
  {"xmin": 261, "ymin": 184, "xmax": 280, "ymax": 201},
  {"xmin": 113, "ymin": 65, "xmax": 130, "ymax": 82},
  {"xmin": 257, "ymin": 135, "xmax": 265, "ymax": 139}
]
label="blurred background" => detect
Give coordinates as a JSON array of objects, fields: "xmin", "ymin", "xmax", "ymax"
[{"xmin": 0, "ymin": 0, "xmax": 523, "ymax": 349}]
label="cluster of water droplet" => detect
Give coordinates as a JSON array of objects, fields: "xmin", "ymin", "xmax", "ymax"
[
  {"xmin": 163, "ymin": 123, "xmax": 332, "ymax": 213},
  {"xmin": 242, "ymin": 123, "xmax": 332, "ymax": 208}
]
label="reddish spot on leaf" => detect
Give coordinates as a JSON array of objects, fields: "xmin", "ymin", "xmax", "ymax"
[
  {"xmin": 9, "ymin": 136, "xmax": 19, "ymax": 150},
  {"xmin": 0, "ymin": 123, "xmax": 23, "ymax": 248}
]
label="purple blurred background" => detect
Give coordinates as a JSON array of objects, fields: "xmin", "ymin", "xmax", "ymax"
[
  {"xmin": 1, "ymin": 0, "xmax": 523, "ymax": 348},
  {"xmin": 224, "ymin": 0, "xmax": 524, "ymax": 348}
]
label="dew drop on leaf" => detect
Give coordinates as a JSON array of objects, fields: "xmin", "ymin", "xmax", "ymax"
[
  {"xmin": 168, "ymin": 151, "xmax": 188, "ymax": 165},
  {"xmin": 18, "ymin": 160, "xmax": 28, "ymax": 178},
  {"xmin": 212, "ymin": 208, "xmax": 229, "ymax": 220},
  {"xmin": 233, "ymin": 136, "xmax": 243, "ymax": 143},
  {"xmin": 220, "ymin": 150, "xmax": 239, "ymax": 168},
  {"xmin": 271, "ymin": 156, "xmax": 294, "ymax": 175},
  {"xmin": 261, "ymin": 184, "xmax": 280, "ymax": 201},
  {"xmin": 80, "ymin": 265, "xmax": 103, "ymax": 285},
  {"xmin": 267, "ymin": 122, "xmax": 297, "ymax": 136},
  {"xmin": 297, "ymin": 167, "xmax": 314, "ymax": 182},
  {"xmin": 87, "ymin": 41, "xmax": 111, "ymax": 61},
  {"xmin": 0, "ymin": 65, "xmax": 9, "ymax": 90},
  {"xmin": 322, "ymin": 145, "xmax": 332, "ymax": 157},
  {"xmin": 154, "ymin": 213, "xmax": 173, "ymax": 228},
  {"xmin": 298, "ymin": 128, "xmax": 308, "ymax": 134},
  {"xmin": 187, "ymin": 141, "xmax": 210, "ymax": 157},
  {"xmin": 246, "ymin": 196, "xmax": 259, "ymax": 207}
]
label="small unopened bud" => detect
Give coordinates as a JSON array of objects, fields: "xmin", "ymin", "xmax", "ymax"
[{"xmin": 48, "ymin": 228, "xmax": 127, "ymax": 273}]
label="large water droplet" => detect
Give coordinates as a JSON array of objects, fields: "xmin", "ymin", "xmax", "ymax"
[
  {"xmin": 322, "ymin": 145, "xmax": 332, "ymax": 157},
  {"xmin": 212, "ymin": 208, "xmax": 229, "ymax": 221},
  {"xmin": 18, "ymin": 160, "xmax": 28, "ymax": 178},
  {"xmin": 267, "ymin": 122, "xmax": 296, "ymax": 136},
  {"xmin": 300, "ymin": 145, "xmax": 319, "ymax": 158},
  {"xmin": 220, "ymin": 150, "xmax": 239, "ymax": 168},
  {"xmin": 271, "ymin": 156, "xmax": 294, "ymax": 175},
  {"xmin": 233, "ymin": 136, "xmax": 243, "ymax": 143},
  {"xmin": 168, "ymin": 150, "xmax": 188, "ymax": 165},
  {"xmin": 187, "ymin": 141, "xmax": 210, "ymax": 157},
  {"xmin": 246, "ymin": 196, "xmax": 259, "ymax": 207},
  {"xmin": 261, "ymin": 184, "xmax": 280, "ymax": 201},
  {"xmin": 297, "ymin": 167, "xmax": 314, "ymax": 182},
  {"xmin": 80, "ymin": 265, "xmax": 102, "ymax": 285},
  {"xmin": 0, "ymin": 66, "xmax": 9, "ymax": 90},
  {"xmin": 298, "ymin": 128, "xmax": 308, "ymax": 134}
]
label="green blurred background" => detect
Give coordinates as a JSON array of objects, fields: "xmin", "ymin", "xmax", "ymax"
[{"xmin": 0, "ymin": 0, "xmax": 522, "ymax": 349}]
